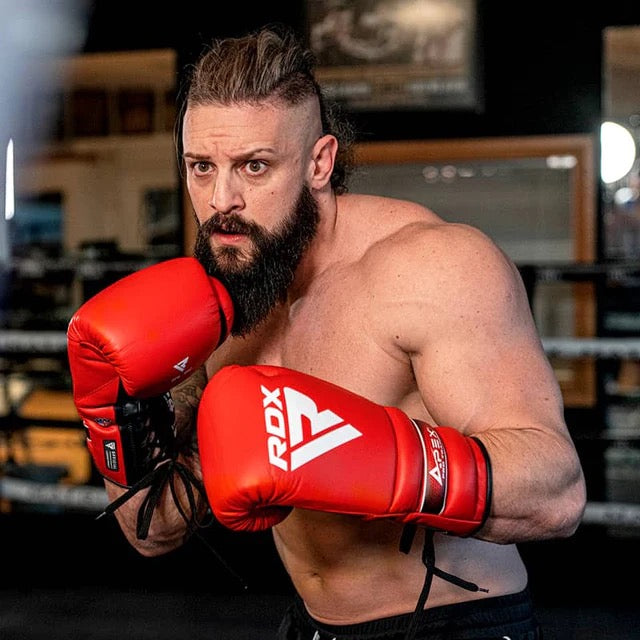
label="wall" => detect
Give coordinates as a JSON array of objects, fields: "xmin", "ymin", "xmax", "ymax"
[{"xmin": 82, "ymin": 2, "xmax": 640, "ymax": 142}]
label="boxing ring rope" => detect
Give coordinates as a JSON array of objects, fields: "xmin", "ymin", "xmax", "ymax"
[
  {"xmin": 0, "ymin": 476, "xmax": 108, "ymax": 511},
  {"xmin": 0, "ymin": 330, "xmax": 68, "ymax": 354},
  {"xmin": 541, "ymin": 337, "xmax": 640, "ymax": 359},
  {"xmin": 0, "ymin": 331, "xmax": 638, "ymax": 364},
  {"xmin": 581, "ymin": 501, "xmax": 640, "ymax": 528},
  {"xmin": 0, "ymin": 331, "xmax": 638, "ymax": 525},
  {"xmin": 3, "ymin": 476, "xmax": 640, "ymax": 526}
]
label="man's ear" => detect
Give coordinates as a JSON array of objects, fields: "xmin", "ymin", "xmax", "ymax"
[{"xmin": 309, "ymin": 134, "xmax": 338, "ymax": 189}]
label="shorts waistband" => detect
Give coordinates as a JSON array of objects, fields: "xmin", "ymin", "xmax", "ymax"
[{"xmin": 292, "ymin": 588, "xmax": 537, "ymax": 639}]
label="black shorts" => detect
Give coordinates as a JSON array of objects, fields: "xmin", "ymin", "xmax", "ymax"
[{"xmin": 276, "ymin": 587, "xmax": 542, "ymax": 640}]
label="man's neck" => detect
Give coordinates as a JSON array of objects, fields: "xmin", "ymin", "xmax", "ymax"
[{"xmin": 287, "ymin": 190, "xmax": 339, "ymax": 303}]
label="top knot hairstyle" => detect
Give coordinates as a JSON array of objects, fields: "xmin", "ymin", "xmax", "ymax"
[{"xmin": 177, "ymin": 24, "xmax": 355, "ymax": 194}]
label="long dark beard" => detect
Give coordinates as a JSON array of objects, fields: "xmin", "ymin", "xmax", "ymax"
[{"xmin": 194, "ymin": 185, "xmax": 319, "ymax": 337}]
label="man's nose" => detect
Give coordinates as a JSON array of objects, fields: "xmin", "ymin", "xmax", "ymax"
[{"xmin": 208, "ymin": 172, "xmax": 244, "ymax": 213}]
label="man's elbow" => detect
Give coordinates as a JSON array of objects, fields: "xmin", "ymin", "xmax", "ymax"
[
  {"xmin": 116, "ymin": 520, "xmax": 186, "ymax": 558},
  {"xmin": 549, "ymin": 469, "xmax": 587, "ymax": 538},
  {"xmin": 124, "ymin": 533, "xmax": 184, "ymax": 558}
]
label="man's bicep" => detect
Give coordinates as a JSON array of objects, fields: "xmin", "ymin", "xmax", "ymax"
[{"xmin": 410, "ymin": 272, "xmax": 564, "ymax": 436}]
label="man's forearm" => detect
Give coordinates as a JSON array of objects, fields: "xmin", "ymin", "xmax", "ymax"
[{"xmin": 107, "ymin": 366, "xmax": 210, "ymax": 555}]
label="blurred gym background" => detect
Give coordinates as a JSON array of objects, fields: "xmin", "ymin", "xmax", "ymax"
[{"xmin": 1, "ymin": 2, "xmax": 639, "ymax": 638}]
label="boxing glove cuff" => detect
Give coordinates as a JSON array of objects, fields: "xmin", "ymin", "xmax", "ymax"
[
  {"xmin": 402, "ymin": 420, "xmax": 492, "ymax": 537},
  {"xmin": 84, "ymin": 384, "xmax": 177, "ymax": 487}
]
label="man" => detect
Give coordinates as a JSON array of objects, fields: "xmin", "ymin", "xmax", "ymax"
[{"xmin": 67, "ymin": 25, "xmax": 586, "ymax": 640}]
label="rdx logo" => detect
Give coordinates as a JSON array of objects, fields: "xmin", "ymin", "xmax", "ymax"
[{"xmin": 261, "ymin": 384, "xmax": 362, "ymax": 471}]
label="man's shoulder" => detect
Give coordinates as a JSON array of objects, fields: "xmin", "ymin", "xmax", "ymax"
[
  {"xmin": 339, "ymin": 193, "xmax": 443, "ymax": 262},
  {"xmin": 362, "ymin": 211, "xmax": 497, "ymax": 271},
  {"xmin": 335, "ymin": 193, "xmax": 517, "ymax": 297},
  {"xmin": 341, "ymin": 192, "xmax": 439, "ymax": 222},
  {"xmin": 356, "ymin": 211, "xmax": 517, "ymax": 308}
]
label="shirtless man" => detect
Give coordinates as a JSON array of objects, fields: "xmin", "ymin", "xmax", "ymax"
[{"xmin": 67, "ymin": 25, "xmax": 586, "ymax": 640}]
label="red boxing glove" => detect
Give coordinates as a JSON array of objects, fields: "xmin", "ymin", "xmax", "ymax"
[
  {"xmin": 197, "ymin": 364, "xmax": 491, "ymax": 536},
  {"xmin": 67, "ymin": 257, "xmax": 234, "ymax": 487}
]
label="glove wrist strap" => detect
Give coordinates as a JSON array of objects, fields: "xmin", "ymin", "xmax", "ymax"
[{"xmin": 114, "ymin": 388, "xmax": 177, "ymax": 486}]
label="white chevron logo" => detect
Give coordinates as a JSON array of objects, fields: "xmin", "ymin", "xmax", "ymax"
[
  {"xmin": 262, "ymin": 384, "xmax": 362, "ymax": 472},
  {"xmin": 173, "ymin": 357, "xmax": 189, "ymax": 373}
]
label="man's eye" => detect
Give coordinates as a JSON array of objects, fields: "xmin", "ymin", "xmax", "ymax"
[
  {"xmin": 195, "ymin": 161, "xmax": 210, "ymax": 173},
  {"xmin": 246, "ymin": 160, "xmax": 266, "ymax": 174}
]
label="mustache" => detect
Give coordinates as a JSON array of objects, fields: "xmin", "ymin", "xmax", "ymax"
[{"xmin": 200, "ymin": 213, "xmax": 261, "ymax": 237}]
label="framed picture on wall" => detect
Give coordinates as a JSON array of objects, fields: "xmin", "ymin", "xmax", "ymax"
[{"xmin": 305, "ymin": 0, "xmax": 482, "ymax": 111}]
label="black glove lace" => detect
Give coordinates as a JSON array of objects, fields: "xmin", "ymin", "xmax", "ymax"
[
  {"xmin": 96, "ymin": 439, "xmax": 247, "ymax": 591},
  {"xmin": 400, "ymin": 524, "xmax": 488, "ymax": 640}
]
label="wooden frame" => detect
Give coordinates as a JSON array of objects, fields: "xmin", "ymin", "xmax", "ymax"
[{"xmin": 352, "ymin": 135, "xmax": 597, "ymax": 406}]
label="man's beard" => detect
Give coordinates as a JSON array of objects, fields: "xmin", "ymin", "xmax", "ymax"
[{"xmin": 193, "ymin": 185, "xmax": 319, "ymax": 337}]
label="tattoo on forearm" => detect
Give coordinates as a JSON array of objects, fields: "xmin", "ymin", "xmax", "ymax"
[{"xmin": 172, "ymin": 365, "xmax": 207, "ymax": 448}]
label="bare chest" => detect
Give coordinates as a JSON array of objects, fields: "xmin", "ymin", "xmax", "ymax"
[{"xmin": 214, "ymin": 272, "xmax": 416, "ymax": 409}]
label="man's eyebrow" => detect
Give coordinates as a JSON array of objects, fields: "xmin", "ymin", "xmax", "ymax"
[
  {"xmin": 183, "ymin": 147, "xmax": 276, "ymax": 161},
  {"xmin": 183, "ymin": 152, "xmax": 209, "ymax": 160}
]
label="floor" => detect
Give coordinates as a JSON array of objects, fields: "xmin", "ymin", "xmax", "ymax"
[{"xmin": 1, "ymin": 512, "xmax": 639, "ymax": 639}]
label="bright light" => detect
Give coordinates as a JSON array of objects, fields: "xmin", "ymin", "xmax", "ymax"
[
  {"xmin": 601, "ymin": 121, "xmax": 636, "ymax": 184},
  {"xmin": 613, "ymin": 186, "xmax": 639, "ymax": 206},
  {"xmin": 4, "ymin": 138, "xmax": 14, "ymax": 221}
]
